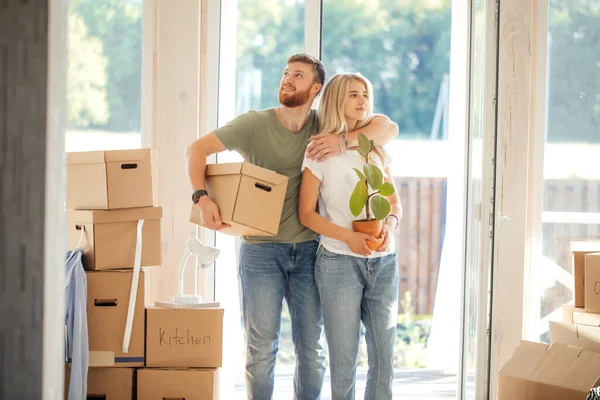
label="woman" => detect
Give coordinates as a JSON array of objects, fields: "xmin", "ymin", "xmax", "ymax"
[{"xmin": 299, "ymin": 72, "xmax": 402, "ymax": 400}]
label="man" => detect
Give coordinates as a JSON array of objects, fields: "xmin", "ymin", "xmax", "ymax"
[{"xmin": 185, "ymin": 53, "xmax": 398, "ymax": 400}]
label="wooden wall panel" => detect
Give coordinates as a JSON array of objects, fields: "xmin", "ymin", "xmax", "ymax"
[{"xmin": 0, "ymin": 0, "xmax": 66, "ymax": 398}]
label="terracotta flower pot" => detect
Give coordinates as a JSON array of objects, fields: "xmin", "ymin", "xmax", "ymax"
[{"xmin": 352, "ymin": 219, "xmax": 384, "ymax": 251}]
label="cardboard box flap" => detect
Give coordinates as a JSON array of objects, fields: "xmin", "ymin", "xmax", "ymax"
[
  {"xmin": 573, "ymin": 310, "xmax": 600, "ymax": 327},
  {"xmin": 241, "ymin": 163, "xmax": 288, "ymax": 185},
  {"xmin": 69, "ymin": 206, "xmax": 162, "ymax": 224},
  {"xmin": 533, "ymin": 342, "xmax": 583, "ymax": 385},
  {"xmin": 561, "ymin": 350, "xmax": 600, "ymax": 392},
  {"xmin": 104, "ymin": 149, "xmax": 151, "ymax": 163},
  {"xmin": 502, "ymin": 341, "xmax": 600, "ymax": 395},
  {"xmin": 500, "ymin": 341, "xmax": 548, "ymax": 379},
  {"xmin": 206, "ymin": 162, "xmax": 288, "ymax": 185},
  {"xmin": 67, "ymin": 151, "xmax": 107, "ymax": 165},
  {"xmin": 549, "ymin": 321, "xmax": 600, "ymax": 354},
  {"xmin": 562, "ymin": 304, "xmax": 579, "ymax": 323},
  {"xmin": 206, "ymin": 162, "xmax": 244, "ymax": 176}
]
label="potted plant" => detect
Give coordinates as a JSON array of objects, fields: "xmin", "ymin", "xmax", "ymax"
[{"xmin": 349, "ymin": 133, "xmax": 395, "ymax": 250}]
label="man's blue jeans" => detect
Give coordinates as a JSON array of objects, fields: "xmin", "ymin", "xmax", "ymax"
[
  {"xmin": 316, "ymin": 246, "xmax": 398, "ymax": 400},
  {"xmin": 239, "ymin": 240, "xmax": 326, "ymax": 400}
]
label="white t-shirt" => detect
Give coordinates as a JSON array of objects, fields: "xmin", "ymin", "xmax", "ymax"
[{"xmin": 301, "ymin": 147, "xmax": 396, "ymax": 258}]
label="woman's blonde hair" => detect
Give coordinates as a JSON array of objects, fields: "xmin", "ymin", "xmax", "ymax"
[
  {"xmin": 317, "ymin": 72, "xmax": 375, "ymax": 135},
  {"xmin": 318, "ymin": 73, "xmax": 388, "ymax": 164}
]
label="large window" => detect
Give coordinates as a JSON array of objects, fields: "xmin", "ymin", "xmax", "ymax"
[
  {"xmin": 65, "ymin": 0, "xmax": 143, "ymax": 152},
  {"xmin": 527, "ymin": 0, "xmax": 600, "ymax": 342}
]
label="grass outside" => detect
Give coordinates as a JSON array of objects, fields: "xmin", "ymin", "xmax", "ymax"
[{"xmin": 276, "ymin": 292, "xmax": 431, "ymax": 369}]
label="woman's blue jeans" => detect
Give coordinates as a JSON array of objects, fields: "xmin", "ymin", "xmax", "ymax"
[{"xmin": 316, "ymin": 246, "xmax": 399, "ymax": 400}]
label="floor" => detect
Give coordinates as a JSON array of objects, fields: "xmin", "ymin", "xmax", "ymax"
[{"xmin": 234, "ymin": 367, "xmax": 461, "ymax": 399}]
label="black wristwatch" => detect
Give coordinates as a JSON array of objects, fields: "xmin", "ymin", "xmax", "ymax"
[{"xmin": 192, "ymin": 189, "xmax": 209, "ymax": 204}]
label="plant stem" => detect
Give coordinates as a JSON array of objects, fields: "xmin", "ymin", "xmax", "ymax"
[{"xmin": 365, "ymin": 190, "xmax": 380, "ymax": 220}]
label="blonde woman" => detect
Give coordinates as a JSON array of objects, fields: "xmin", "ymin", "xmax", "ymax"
[{"xmin": 299, "ymin": 73, "xmax": 402, "ymax": 400}]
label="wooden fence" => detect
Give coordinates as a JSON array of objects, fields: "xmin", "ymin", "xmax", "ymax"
[{"xmin": 392, "ymin": 177, "xmax": 446, "ymax": 315}]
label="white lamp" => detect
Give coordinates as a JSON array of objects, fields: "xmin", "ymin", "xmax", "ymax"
[{"xmin": 155, "ymin": 236, "xmax": 220, "ymax": 309}]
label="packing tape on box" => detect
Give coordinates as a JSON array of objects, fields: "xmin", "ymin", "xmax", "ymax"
[{"xmin": 123, "ymin": 219, "xmax": 144, "ymax": 353}]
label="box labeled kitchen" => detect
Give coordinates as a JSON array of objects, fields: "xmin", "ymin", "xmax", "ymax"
[{"xmin": 145, "ymin": 306, "xmax": 224, "ymax": 368}]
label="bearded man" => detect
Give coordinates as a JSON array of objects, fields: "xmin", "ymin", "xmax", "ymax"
[{"xmin": 185, "ymin": 53, "xmax": 398, "ymax": 400}]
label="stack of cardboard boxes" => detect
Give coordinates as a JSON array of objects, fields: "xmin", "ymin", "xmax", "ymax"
[
  {"xmin": 65, "ymin": 149, "xmax": 163, "ymax": 399},
  {"xmin": 498, "ymin": 241, "xmax": 600, "ymax": 399},
  {"xmin": 65, "ymin": 157, "xmax": 288, "ymax": 398},
  {"xmin": 549, "ymin": 242, "xmax": 600, "ymax": 351}
]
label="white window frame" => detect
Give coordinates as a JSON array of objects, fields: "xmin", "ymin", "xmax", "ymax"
[
  {"xmin": 488, "ymin": 0, "xmax": 548, "ymax": 398},
  {"xmin": 305, "ymin": 0, "xmax": 322, "ymax": 58}
]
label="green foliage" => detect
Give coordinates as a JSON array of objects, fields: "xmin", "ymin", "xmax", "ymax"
[
  {"xmin": 67, "ymin": 12, "xmax": 109, "ymax": 129},
  {"xmin": 68, "ymin": 0, "xmax": 142, "ymax": 132},
  {"xmin": 394, "ymin": 292, "xmax": 430, "ymax": 368},
  {"xmin": 350, "ymin": 180, "xmax": 369, "ymax": 217},
  {"xmin": 546, "ymin": 0, "xmax": 600, "ymax": 142},
  {"xmin": 65, "ymin": 0, "xmax": 600, "ymax": 143},
  {"xmin": 234, "ymin": 0, "xmax": 452, "ymax": 139},
  {"xmin": 349, "ymin": 133, "xmax": 395, "ymax": 220}
]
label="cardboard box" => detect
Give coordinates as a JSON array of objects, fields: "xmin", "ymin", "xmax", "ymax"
[
  {"xmin": 68, "ymin": 207, "xmax": 162, "ymax": 270},
  {"xmin": 550, "ymin": 321, "xmax": 600, "ymax": 353},
  {"xmin": 145, "ymin": 307, "xmax": 224, "ymax": 368},
  {"xmin": 137, "ymin": 368, "xmax": 220, "ymax": 400},
  {"xmin": 65, "ymin": 367, "xmax": 135, "ymax": 400},
  {"xmin": 189, "ymin": 163, "xmax": 288, "ymax": 236},
  {"xmin": 585, "ymin": 253, "xmax": 600, "ymax": 312},
  {"xmin": 561, "ymin": 304, "xmax": 580, "ymax": 323},
  {"xmin": 571, "ymin": 240, "xmax": 600, "ymax": 307},
  {"xmin": 498, "ymin": 340, "xmax": 600, "ymax": 399},
  {"xmin": 67, "ymin": 149, "xmax": 154, "ymax": 210},
  {"xmin": 87, "ymin": 270, "xmax": 145, "ymax": 367}
]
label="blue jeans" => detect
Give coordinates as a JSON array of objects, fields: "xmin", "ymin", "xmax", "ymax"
[
  {"xmin": 239, "ymin": 240, "xmax": 326, "ymax": 400},
  {"xmin": 316, "ymin": 247, "xmax": 399, "ymax": 400}
]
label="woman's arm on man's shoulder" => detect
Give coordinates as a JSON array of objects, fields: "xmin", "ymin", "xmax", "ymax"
[
  {"xmin": 347, "ymin": 114, "xmax": 399, "ymax": 148},
  {"xmin": 306, "ymin": 114, "xmax": 398, "ymax": 161}
]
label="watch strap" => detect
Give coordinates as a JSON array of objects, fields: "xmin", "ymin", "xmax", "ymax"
[{"xmin": 192, "ymin": 189, "xmax": 209, "ymax": 204}]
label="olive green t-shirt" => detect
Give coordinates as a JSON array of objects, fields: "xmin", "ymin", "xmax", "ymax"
[{"xmin": 214, "ymin": 108, "xmax": 319, "ymax": 244}]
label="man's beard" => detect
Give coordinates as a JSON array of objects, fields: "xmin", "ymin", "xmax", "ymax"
[{"xmin": 278, "ymin": 86, "xmax": 311, "ymax": 107}]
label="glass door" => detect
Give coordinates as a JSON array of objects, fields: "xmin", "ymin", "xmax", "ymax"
[{"xmin": 211, "ymin": 0, "xmax": 499, "ymax": 397}]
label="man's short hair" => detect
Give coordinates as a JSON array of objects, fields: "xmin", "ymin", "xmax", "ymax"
[{"xmin": 287, "ymin": 53, "xmax": 326, "ymax": 86}]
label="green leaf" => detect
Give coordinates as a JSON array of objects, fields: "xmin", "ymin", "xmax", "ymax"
[
  {"xmin": 379, "ymin": 182, "xmax": 395, "ymax": 196},
  {"xmin": 371, "ymin": 196, "xmax": 391, "ymax": 220},
  {"xmin": 349, "ymin": 181, "xmax": 368, "ymax": 217},
  {"xmin": 369, "ymin": 139, "xmax": 375, "ymax": 152},
  {"xmin": 358, "ymin": 133, "xmax": 371, "ymax": 156},
  {"xmin": 363, "ymin": 164, "xmax": 383, "ymax": 190},
  {"xmin": 353, "ymin": 168, "xmax": 366, "ymax": 181}
]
